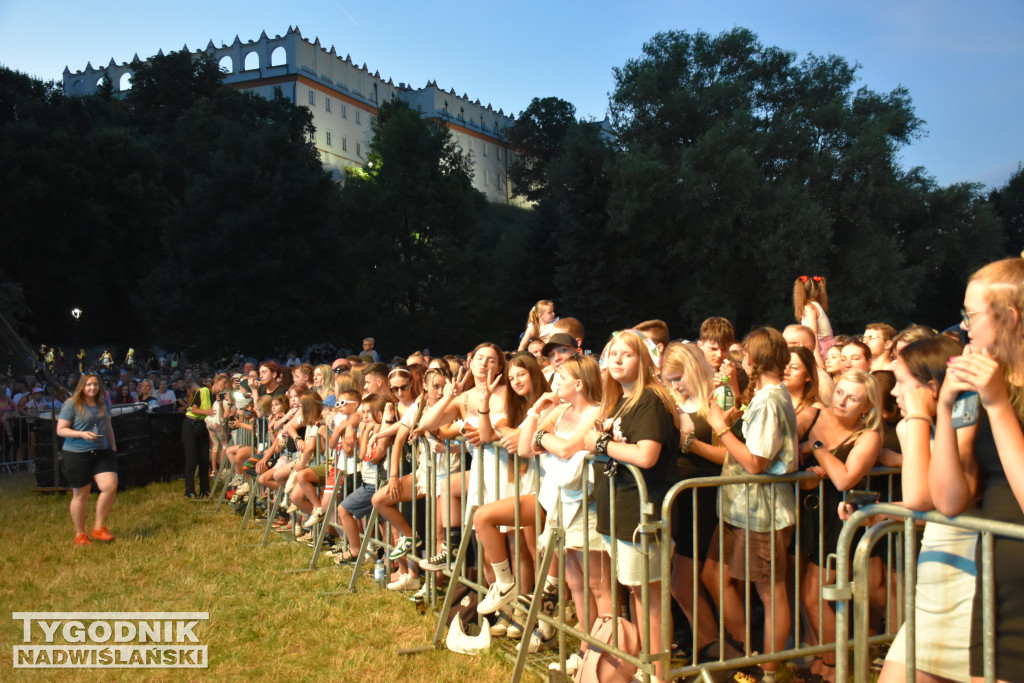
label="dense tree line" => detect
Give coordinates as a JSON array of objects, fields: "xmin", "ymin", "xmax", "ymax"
[
  {"xmin": 1, "ymin": 28, "xmax": 1021, "ymax": 363},
  {"xmin": 508, "ymin": 29, "xmax": 1017, "ymax": 344}
]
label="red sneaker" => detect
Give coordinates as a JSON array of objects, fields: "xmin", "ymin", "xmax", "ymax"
[
  {"xmin": 90, "ymin": 526, "xmax": 115, "ymax": 542},
  {"xmin": 74, "ymin": 533, "xmax": 92, "ymax": 546}
]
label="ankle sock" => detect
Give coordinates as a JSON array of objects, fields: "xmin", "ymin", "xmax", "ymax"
[{"xmin": 492, "ymin": 559, "xmax": 514, "ymax": 586}]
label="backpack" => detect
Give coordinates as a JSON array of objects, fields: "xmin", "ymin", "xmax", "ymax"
[
  {"xmin": 446, "ymin": 569, "xmax": 479, "ymax": 627},
  {"xmin": 575, "ymin": 615, "xmax": 642, "ymax": 683}
]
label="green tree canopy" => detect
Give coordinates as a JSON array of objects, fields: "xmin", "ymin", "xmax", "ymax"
[{"xmin": 339, "ymin": 99, "xmax": 489, "ymax": 350}]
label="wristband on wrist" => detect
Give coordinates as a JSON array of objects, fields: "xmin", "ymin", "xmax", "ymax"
[
  {"xmin": 681, "ymin": 432, "xmax": 695, "ymax": 453},
  {"xmin": 714, "ymin": 427, "xmax": 731, "ymax": 441},
  {"xmin": 903, "ymin": 414, "xmax": 932, "ymax": 424},
  {"xmin": 594, "ymin": 431, "xmax": 613, "ymax": 455},
  {"xmin": 478, "ymin": 409, "xmax": 489, "ymax": 415},
  {"xmin": 534, "ymin": 429, "xmax": 547, "ymax": 451}
]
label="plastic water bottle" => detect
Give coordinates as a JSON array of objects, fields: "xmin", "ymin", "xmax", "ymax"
[
  {"xmin": 374, "ymin": 559, "xmax": 386, "ymax": 588},
  {"xmin": 713, "ymin": 383, "xmax": 735, "ymax": 410}
]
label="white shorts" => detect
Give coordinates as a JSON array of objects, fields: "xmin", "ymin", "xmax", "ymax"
[{"xmin": 601, "ymin": 534, "xmax": 671, "ymax": 586}]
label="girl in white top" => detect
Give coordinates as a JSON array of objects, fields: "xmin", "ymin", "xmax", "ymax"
[
  {"xmin": 518, "ymin": 354, "xmax": 607, "ymax": 650},
  {"xmin": 416, "ymin": 344, "xmax": 538, "ymax": 588},
  {"xmin": 465, "ymin": 354, "xmax": 549, "ymax": 628},
  {"xmin": 517, "ymin": 299, "xmax": 559, "ymax": 351},
  {"xmin": 794, "ymin": 275, "xmax": 835, "ymax": 359}
]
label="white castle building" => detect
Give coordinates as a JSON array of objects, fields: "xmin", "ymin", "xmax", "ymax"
[{"xmin": 63, "ymin": 27, "xmax": 522, "ymax": 205}]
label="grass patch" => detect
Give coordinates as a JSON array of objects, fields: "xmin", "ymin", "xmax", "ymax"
[{"xmin": 0, "ymin": 473, "xmax": 539, "ymax": 681}]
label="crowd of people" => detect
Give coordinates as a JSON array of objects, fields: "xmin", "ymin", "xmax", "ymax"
[{"xmin": 32, "ymin": 259, "xmax": 1024, "ymax": 682}]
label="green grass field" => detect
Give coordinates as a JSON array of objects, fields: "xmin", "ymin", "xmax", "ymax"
[{"xmin": 0, "ymin": 472, "xmax": 539, "ymax": 682}]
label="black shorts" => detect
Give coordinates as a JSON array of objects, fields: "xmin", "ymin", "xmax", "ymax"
[{"xmin": 62, "ymin": 449, "xmax": 118, "ymax": 488}]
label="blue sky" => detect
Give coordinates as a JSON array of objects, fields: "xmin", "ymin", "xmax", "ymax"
[{"xmin": 2, "ymin": 0, "xmax": 1020, "ymax": 189}]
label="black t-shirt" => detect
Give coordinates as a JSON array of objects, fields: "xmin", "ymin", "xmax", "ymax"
[
  {"xmin": 595, "ymin": 387, "xmax": 681, "ymax": 541},
  {"xmin": 257, "ymin": 384, "xmax": 286, "ymax": 398},
  {"xmin": 677, "ymin": 411, "xmax": 722, "ymax": 480}
]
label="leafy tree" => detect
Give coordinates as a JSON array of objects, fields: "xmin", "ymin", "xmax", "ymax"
[
  {"xmin": 136, "ymin": 88, "xmax": 340, "ymax": 354},
  {"xmin": 989, "ymin": 165, "xmax": 1024, "ymax": 249},
  {"xmin": 605, "ymin": 28, "xmax": 926, "ymax": 334},
  {"xmin": 506, "ymin": 96, "xmax": 578, "ymax": 203},
  {"xmin": 340, "ymin": 99, "xmax": 486, "ymax": 351},
  {"xmin": 126, "ymin": 50, "xmax": 225, "ymax": 127}
]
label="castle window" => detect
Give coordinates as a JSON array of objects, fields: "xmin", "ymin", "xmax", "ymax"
[
  {"xmin": 270, "ymin": 46, "xmax": 286, "ymax": 67},
  {"xmin": 342, "ymin": 137, "xmax": 348, "ymax": 152},
  {"xmin": 356, "ymin": 142, "xmax": 362, "ymax": 157},
  {"xmin": 218, "ymin": 56, "xmax": 233, "ymax": 73},
  {"xmin": 326, "ymin": 131, "xmax": 333, "ymax": 147},
  {"xmin": 355, "ymin": 109, "xmax": 361, "ymax": 124},
  {"xmin": 341, "ymin": 103, "xmax": 347, "ymax": 119},
  {"xmin": 244, "ymin": 51, "xmax": 259, "ymax": 71},
  {"xmin": 308, "ymin": 89, "xmax": 315, "ymax": 106},
  {"xmin": 325, "ymin": 97, "xmax": 331, "ymax": 112}
]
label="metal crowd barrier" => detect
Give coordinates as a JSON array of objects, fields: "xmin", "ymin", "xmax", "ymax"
[
  {"xmin": 215, "ymin": 418, "xmax": 914, "ymax": 683},
  {"xmin": 831, "ymin": 503, "xmax": 1024, "ymax": 683},
  {"xmin": 2, "ymin": 414, "xmax": 36, "ymax": 474}
]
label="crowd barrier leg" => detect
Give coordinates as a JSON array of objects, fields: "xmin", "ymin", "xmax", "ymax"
[
  {"xmin": 510, "ymin": 522, "xmax": 563, "ymax": 682},
  {"xmin": 902, "ymin": 517, "xmax": 917, "ymax": 679},
  {"xmin": 980, "ymin": 532, "xmax": 995, "ymax": 683},
  {"xmin": 205, "ymin": 451, "xmax": 234, "ymax": 508},
  {"xmin": 300, "ymin": 480, "xmax": 343, "ymax": 571},
  {"xmin": 255, "ymin": 486, "xmax": 288, "ymax": 547},
  {"xmin": 238, "ymin": 474, "xmax": 261, "ymax": 530},
  {"xmin": 852, "ymin": 521, "xmax": 901, "ymax": 683},
  {"xmin": 345, "ymin": 508, "xmax": 381, "ymax": 594}
]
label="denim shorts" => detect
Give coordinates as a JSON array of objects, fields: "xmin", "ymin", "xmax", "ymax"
[{"xmin": 340, "ymin": 483, "xmax": 376, "ymax": 518}]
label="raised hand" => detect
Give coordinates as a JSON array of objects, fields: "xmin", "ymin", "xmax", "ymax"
[
  {"xmin": 532, "ymin": 391, "xmax": 558, "ymax": 415},
  {"xmin": 947, "ymin": 345, "xmax": 1007, "ymax": 408}
]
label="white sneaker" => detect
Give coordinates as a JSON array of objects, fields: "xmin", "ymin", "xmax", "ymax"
[
  {"xmin": 296, "ymin": 531, "xmax": 313, "ymax": 543},
  {"xmin": 234, "ymin": 481, "xmax": 249, "ymax": 495},
  {"xmin": 489, "ymin": 611, "xmax": 512, "ymax": 637},
  {"xmin": 548, "ymin": 652, "xmax": 583, "ymax": 675},
  {"xmin": 478, "ymin": 581, "xmax": 516, "ymax": 615},
  {"xmin": 410, "ymin": 583, "xmax": 430, "ymax": 604},
  {"xmin": 285, "ymin": 503, "xmax": 298, "ymax": 514},
  {"xmin": 506, "ymin": 608, "xmax": 527, "ymax": 639},
  {"xmin": 283, "ymin": 470, "xmax": 298, "ymax": 495},
  {"xmin": 386, "ymin": 573, "xmax": 422, "ymax": 592},
  {"xmin": 302, "ymin": 507, "xmax": 324, "ymax": 529},
  {"xmin": 517, "ymin": 624, "xmax": 557, "ymax": 653},
  {"xmin": 230, "ymin": 474, "xmax": 244, "ymax": 487}
]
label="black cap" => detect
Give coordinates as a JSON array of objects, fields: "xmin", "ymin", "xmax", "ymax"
[{"xmin": 541, "ymin": 333, "xmax": 578, "ymax": 357}]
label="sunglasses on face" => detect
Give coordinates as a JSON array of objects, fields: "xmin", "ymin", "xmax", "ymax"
[{"xmin": 390, "ymin": 384, "xmax": 411, "ymax": 392}]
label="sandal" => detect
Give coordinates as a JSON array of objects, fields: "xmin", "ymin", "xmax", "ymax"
[{"xmin": 332, "ymin": 550, "xmax": 358, "ymax": 564}]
